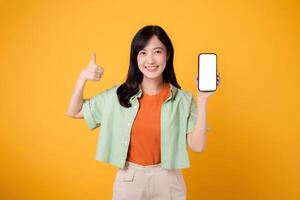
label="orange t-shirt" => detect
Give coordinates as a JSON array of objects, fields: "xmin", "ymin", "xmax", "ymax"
[{"xmin": 126, "ymin": 82, "xmax": 170, "ymax": 166}]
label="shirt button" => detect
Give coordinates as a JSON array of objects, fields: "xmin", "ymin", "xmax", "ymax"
[{"xmin": 128, "ymin": 122, "xmax": 131, "ymax": 126}]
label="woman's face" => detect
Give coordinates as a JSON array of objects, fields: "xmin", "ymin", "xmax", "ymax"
[{"xmin": 137, "ymin": 35, "xmax": 168, "ymax": 81}]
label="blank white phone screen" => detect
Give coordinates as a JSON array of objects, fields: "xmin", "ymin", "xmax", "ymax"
[{"xmin": 198, "ymin": 54, "xmax": 217, "ymax": 91}]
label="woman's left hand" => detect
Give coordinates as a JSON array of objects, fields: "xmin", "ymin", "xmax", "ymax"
[{"xmin": 195, "ymin": 73, "xmax": 221, "ymax": 99}]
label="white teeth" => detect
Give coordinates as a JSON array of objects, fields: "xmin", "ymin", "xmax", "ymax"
[
  {"xmin": 145, "ymin": 65, "xmax": 158, "ymax": 72},
  {"xmin": 146, "ymin": 66, "xmax": 158, "ymax": 69}
]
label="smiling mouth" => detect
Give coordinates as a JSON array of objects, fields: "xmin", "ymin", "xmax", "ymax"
[{"xmin": 145, "ymin": 65, "xmax": 159, "ymax": 69}]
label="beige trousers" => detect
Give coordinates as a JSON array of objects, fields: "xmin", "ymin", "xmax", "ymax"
[{"xmin": 112, "ymin": 161, "xmax": 186, "ymax": 200}]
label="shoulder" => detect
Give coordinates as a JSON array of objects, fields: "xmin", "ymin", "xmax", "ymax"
[
  {"xmin": 91, "ymin": 84, "xmax": 119, "ymax": 100},
  {"xmin": 172, "ymin": 88, "xmax": 196, "ymax": 115},
  {"xmin": 175, "ymin": 88, "xmax": 194, "ymax": 102}
]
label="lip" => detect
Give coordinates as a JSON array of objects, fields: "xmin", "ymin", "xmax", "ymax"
[
  {"xmin": 145, "ymin": 65, "xmax": 159, "ymax": 68},
  {"xmin": 145, "ymin": 65, "xmax": 159, "ymax": 72}
]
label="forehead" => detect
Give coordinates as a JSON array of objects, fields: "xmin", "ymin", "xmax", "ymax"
[{"xmin": 142, "ymin": 35, "xmax": 165, "ymax": 50}]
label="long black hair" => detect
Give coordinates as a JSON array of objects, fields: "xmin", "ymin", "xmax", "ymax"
[{"xmin": 117, "ymin": 25, "xmax": 181, "ymax": 108}]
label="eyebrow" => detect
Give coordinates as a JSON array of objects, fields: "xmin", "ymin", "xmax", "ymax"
[{"xmin": 142, "ymin": 47, "xmax": 164, "ymax": 51}]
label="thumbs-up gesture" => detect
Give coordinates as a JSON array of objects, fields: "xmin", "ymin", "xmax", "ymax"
[{"xmin": 80, "ymin": 51, "xmax": 104, "ymax": 81}]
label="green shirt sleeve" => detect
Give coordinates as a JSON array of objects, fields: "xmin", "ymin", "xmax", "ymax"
[
  {"xmin": 82, "ymin": 91, "xmax": 106, "ymax": 130},
  {"xmin": 187, "ymin": 94, "xmax": 197, "ymax": 134}
]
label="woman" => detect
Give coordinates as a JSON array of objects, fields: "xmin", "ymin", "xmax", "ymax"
[{"xmin": 67, "ymin": 25, "xmax": 221, "ymax": 200}]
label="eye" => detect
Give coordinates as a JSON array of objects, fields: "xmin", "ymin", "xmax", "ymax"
[
  {"xmin": 139, "ymin": 51, "xmax": 146, "ymax": 55},
  {"xmin": 155, "ymin": 50, "xmax": 162, "ymax": 54}
]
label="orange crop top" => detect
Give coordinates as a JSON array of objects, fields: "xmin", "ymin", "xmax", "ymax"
[{"xmin": 126, "ymin": 82, "xmax": 170, "ymax": 166}]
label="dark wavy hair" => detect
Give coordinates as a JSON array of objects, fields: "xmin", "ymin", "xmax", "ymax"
[{"xmin": 117, "ymin": 25, "xmax": 181, "ymax": 108}]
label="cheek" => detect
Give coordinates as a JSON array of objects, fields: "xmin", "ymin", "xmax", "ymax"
[
  {"xmin": 157, "ymin": 54, "xmax": 167, "ymax": 62},
  {"xmin": 137, "ymin": 58, "xmax": 144, "ymax": 70},
  {"xmin": 137, "ymin": 56, "xmax": 144, "ymax": 65}
]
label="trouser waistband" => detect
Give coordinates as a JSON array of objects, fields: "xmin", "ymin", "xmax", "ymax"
[{"xmin": 124, "ymin": 161, "xmax": 163, "ymax": 171}]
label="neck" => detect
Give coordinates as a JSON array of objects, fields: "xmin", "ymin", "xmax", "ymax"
[{"xmin": 141, "ymin": 76, "xmax": 165, "ymax": 96}]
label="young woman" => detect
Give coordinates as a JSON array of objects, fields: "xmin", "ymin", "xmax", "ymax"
[{"xmin": 67, "ymin": 25, "xmax": 221, "ymax": 200}]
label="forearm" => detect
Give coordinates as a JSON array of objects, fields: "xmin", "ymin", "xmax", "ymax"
[
  {"xmin": 67, "ymin": 75, "xmax": 87, "ymax": 116},
  {"xmin": 191, "ymin": 96, "xmax": 208, "ymax": 152}
]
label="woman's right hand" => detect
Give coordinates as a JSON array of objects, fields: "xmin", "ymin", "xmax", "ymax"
[{"xmin": 80, "ymin": 51, "xmax": 104, "ymax": 81}]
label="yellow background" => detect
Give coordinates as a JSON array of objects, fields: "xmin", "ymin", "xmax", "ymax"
[{"xmin": 1, "ymin": 0, "xmax": 299, "ymax": 199}]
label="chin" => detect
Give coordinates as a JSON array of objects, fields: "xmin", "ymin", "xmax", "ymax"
[{"xmin": 143, "ymin": 74, "xmax": 163, "ymax": 80}]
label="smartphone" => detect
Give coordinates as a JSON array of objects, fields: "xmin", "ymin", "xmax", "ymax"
[{"xmin": 198, "ymin": 53, "xmax": 217, "ymax": 92}]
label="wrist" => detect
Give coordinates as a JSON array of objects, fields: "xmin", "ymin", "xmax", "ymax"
[
  {"xmin": 79, "ymin": 72, "xmax": 87, "ymax": 82},
  {"xmin": 196, "ymin": 98, "xmax": 208, "ymax": 109},
  {"xmin": 197, "ymin": 95, "xmax": 208, "ymax": 102}
]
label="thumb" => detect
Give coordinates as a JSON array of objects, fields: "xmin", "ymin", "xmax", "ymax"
[{"xmin": 90, "ymin": 51, "xmax": 96, "ymax": 64}]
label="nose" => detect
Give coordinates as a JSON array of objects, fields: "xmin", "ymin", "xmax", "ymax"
[{"xmin": 146, "ymin": 53, "xmax": 155, "ymax": 65}]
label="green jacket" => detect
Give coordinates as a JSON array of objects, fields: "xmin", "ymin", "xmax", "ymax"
[{"xmin": 82, "ymin": 82, "xmax": 197, "ymax": 169}]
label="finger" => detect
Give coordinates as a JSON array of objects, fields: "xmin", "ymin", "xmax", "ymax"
[
  {"xmin": 97, "ymin": 66, "xmax": 103, "ymax": 72},
  {"xmin": 93, "ymin": 73, "xmax": 99, "ymax": 80},
  {"xmin": 90, "ymin": 66, "xmax": 98, "ymax": 73},
  {"xmin": 96, "ymin": 68, "xmax": 101, "ymax": 73},
  {"xmin": 91, "ymin": 51, "xmax": 96, "ymax": 64}
]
